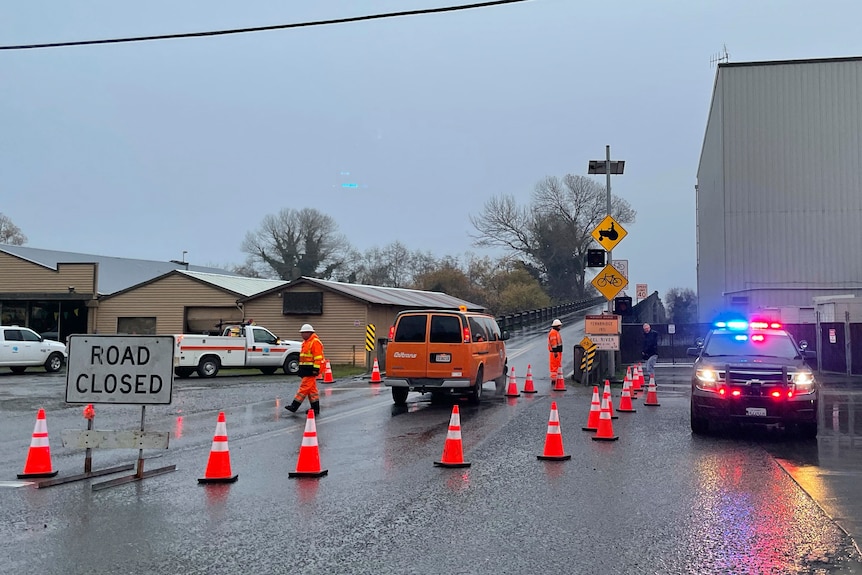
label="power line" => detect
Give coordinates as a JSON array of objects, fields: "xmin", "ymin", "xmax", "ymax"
[{"xmin": 0, "ymin": 0, "xmax": 530, "ymax": 51}]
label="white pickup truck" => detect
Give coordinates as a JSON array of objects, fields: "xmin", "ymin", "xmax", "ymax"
[
  {"xmin": 0, "ymin": 325, "xmax": 67, "ymax": 374},
  {"xmin": 174, "ymin": 324, "xmax": 302, "ymax": 378}
]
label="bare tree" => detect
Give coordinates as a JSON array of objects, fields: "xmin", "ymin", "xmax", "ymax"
[
  {"xmin": 665, "ymin": 287, "xmax": 698, "ymax": 323},
  {"xmin": 241, "ymin": 208, "xmax": 350, "ymax": 281},
  {"xmin": 470, "ymin": 174, "xmax": 635, "ymax": 301},
  {"xmin": 0, "ymin": 213, "xmax": 27, "ymax": 245}
]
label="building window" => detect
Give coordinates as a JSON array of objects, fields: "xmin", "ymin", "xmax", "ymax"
[
  {"xmin": 118, "ymin": 317, "xmax": 156, "ymax": 335},
  {"xmin": 282, "ymin": 292, "xmax": 323, "ymax": 315}
]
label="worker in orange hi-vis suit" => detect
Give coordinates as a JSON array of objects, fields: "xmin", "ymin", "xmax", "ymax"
[
  {"xmin": 285, "ymin": 324, "xmax": 325, "ymax": 416},
  {"xmin": 548, "ymin": 318, "xmax": 563, "ymax": 380}
]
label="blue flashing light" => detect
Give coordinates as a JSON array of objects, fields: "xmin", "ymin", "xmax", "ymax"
[
  {"xmin": 734, "ymin": 334, "xmax": 749, "ymax": 341},
  {"xmin": 341, "ymin": 183, "xmax": 359, "ymax": 188},
  {"xmin": 714, "ymin": 321, "xmax": 727, "ymax": 328},
  {"xmin": 727, "ymin": 320, "xmax": 748, "ymax": 331}
]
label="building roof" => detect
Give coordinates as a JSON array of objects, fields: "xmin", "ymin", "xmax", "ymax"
[
  {"xmin": 178, "ymin": 270, "xmax": 287, "ymax": 297},
  {"xmin": 718, "ymin": 55, "xmax": 862, "ymax": 69},
  {"xmin": 0, "ymin": 244, "xmax": 240, "ymax": 295},
  {"xmin": 254, "ymin": 276, "xmax": 485, "ymax": 311}
]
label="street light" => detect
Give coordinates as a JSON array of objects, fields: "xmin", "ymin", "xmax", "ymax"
[{"xmin": 588, "ymin": 145, "xmax": 625, "ymax": 378}]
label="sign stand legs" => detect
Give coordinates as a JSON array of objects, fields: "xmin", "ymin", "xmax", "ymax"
[{"xmin": 92, "ymin": 406, "xmax": 176, "ymax": 491}]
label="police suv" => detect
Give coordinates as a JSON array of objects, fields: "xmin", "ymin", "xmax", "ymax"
[{"xmin": 687, "ymin": 319, "xmax": 818, "ymax": 438}]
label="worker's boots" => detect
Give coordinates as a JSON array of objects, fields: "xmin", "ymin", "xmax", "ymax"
[
  {"xmin": 307, "ymin": 401, "xmax": 320, "ymax": 416},
  {"xmin": 284, "ymin": 400, "xmax": 302, "ymax": 413}
]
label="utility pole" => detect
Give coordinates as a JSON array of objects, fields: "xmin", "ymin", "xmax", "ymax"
[{"xmin": 587, "ymin": 145, "xmax": 626, "ymax": 380}]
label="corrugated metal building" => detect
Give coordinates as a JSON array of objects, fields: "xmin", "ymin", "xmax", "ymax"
[
  {"xmin": 1, "ymin": 244, "xmax": 484, "ymax": 368},
  {"xmin": 696, "ymin": 56, "xmax": 862, "ymax": 322}
]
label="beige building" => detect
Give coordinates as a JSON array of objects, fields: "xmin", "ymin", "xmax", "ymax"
[{"xmin": 0, "ymin": 244, "xmax": 482, "ymax": 368}]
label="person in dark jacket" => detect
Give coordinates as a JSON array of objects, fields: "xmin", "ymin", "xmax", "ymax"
[{"xmin": 641, "ymin": 323, "xmax": 659, "ymax": 381}]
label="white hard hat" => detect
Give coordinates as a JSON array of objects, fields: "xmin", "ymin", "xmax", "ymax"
[
  {"xmin": 299, "ymin": 323, "xmax": 315, "ymax": 333},
  {"xmin": 552, "ymin": 319, "xmax": 562, "ymax": 327}
]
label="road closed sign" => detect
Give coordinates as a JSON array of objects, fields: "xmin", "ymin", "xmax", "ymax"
[{"xmin": 66, "ymin": 335, "xmax": 174, "ymax": 405}]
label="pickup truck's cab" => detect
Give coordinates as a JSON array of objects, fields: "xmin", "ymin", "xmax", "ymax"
[
  {"xmin": 174, "ymin": 324, "xmax": 302, "ymax": 378},
  {"xmin": 0, "ymin": 325, "xmax": 67, "ymax": 374}
]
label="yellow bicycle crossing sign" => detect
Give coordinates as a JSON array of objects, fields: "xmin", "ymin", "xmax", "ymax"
[{"xmin": 591, "ymin": 263, "xmax": 628, "ymax": 300}]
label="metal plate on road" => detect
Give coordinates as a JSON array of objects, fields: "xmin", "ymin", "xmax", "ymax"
[{"xmin": 66, "ymin": 335, "xmax": 174, "ymax": 405}]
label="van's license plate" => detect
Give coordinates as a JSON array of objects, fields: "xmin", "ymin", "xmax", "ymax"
[
  {"xmin": 434, "ymin": 353, "xmax": 451, "ymax": 363},
  {"xmin": 746, "ymin": 407, "xmax": 767, "ymax": 417}
]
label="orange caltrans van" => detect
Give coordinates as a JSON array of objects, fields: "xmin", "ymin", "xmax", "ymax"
[{"xmin": 384, "ymin": 308, "xmax": 510, "ymax": 405}]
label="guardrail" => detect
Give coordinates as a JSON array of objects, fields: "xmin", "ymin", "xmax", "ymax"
[{"xmin": 496, "ymin": 297, "xmax": 605, "ymax": 333}]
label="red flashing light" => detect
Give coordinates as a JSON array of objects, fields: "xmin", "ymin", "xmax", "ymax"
[
  {"xmin": 718, "ymin": 388, "xmax": 727, "ymax": 396},
  {"xmin": 388, "ymin": 325, "xmax": 395, "ymax": 340},
  {"xmin": 463, "ymin": 326, "xmax": 471, "ymax": 344},
  {"xmin": 751, "ymin": 334, "xmax": 765, "ymax": 342},
  {"xmin": 731, "ymin": 389, "xmax": 741, "ymax": 397},
  {"xmin": 750, "ymin": 320, "xmax": 782, "ymax": 330},
  {"xmin": 771, "ymin": 390, "xmax": 782, "ymax": 398}
]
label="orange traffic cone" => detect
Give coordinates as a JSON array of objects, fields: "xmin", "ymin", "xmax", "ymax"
[
  {"xmin": 289, "ymin": 410, "xmax": 328, "ymax": 478},
  {"xmin": 505, "ymin": 367, "xmax": 520, "ymax": 397},
  {"xmin": 623, "ymin": 366, "xmax": 634, "ymax": 396},
  {"xmin": 434, "ymin": 405, "xmax": 471, "ymax": 468},
  {"xmin": 602, "ymin": 380, "xmax": 617, "ymax": 419},
  {"xmin": 198, "ymin": 412, "xmax": 239, "ymax": 484},
  {"xmin": 322, "ymin": 360, "xmax": 334, "ymax": 384},
  {"xmin": 617, "ymin": 377, "xmax": 637, "ymax": 413},
  {"xmin": 553, "ymin": 369, "xmax": 567, "ymax": 391},
  {"xmin": 644, "ymin": 375, "xmax": 661, "ymax": 406},
  {"xmin": 592, "ymin": 395, "xmax": 619, "ymax": 441},
  {"xmin": 635, "ymin": 365, "xmax": 645, "ymax": 394},
  {"xmin": 537, "ymin": 401, "xmax": 571, "ymax": 460},
  {"xmin": 582, "ymin": 386, "xmax": 601, "ymax": 431},
  {"xmin": 631, "ymin": 365, "xmax": 643, "ymax": 395},
  {"xmin": 18, "ymin": 408, "xmax": 58, "ymax": 479},
  {"xmin": 522, "ymin": 364, "xmax": 537, "ymax": 394},
  {"xmin": 369, "ymin": 358, "xmax": 382, "ymax": 383}
]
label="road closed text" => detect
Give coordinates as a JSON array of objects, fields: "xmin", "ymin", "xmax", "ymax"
[{"xmin": 66, "ymin": 336, "xmax": 174, "ymax": 405}]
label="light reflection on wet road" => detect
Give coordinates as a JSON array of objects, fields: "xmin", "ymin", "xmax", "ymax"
[{"xmin": 1, "ymin": 318, "xmax": 862, "ymax": 573}]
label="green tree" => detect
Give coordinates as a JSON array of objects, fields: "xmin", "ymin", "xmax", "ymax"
[
  {"xmin": 469, "ymin": 174, "xmax": 635, "ymax": 301},
  {"xmin": 241, "ymin": 208, "xmax": 350, "ymax": 281},
  {"xmin": 0, "ymin": 213, "xmax": 27, "ymax": 245},
  {"xmin": 665, "ymin": 287, "xmax": 698, "ymax": 323}
]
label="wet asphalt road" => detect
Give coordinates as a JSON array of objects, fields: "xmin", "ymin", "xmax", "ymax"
[{"xmin": 2, "ymin": 315, "xmax": 862, "ymax": 574}]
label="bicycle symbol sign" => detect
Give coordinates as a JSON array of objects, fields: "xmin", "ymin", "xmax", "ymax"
[
  {"xmin": 590, "ymin": 214, "xmax": 628, "ymax": 251},
  {"xmin": 591, "ymin": 264, "xmax": 629, "ymax": 300}
]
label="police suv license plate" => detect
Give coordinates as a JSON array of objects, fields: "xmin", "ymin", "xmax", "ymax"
[
  {"xmin": 435, "ymin": 353, "xmax": 451, "ymax": 363},
  {"xmin": 746, "ymin": 407, "xmax": 767, "ymax": 417}
]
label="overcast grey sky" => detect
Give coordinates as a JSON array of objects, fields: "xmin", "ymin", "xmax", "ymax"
[{"xmin": 3, "ymin": 0, "xmax": 862, "ymax": 298}]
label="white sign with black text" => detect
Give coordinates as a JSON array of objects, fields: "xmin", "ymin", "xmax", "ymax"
[
  {"xmin": 591, "ymin": 335, "xmax": 620, "ymax": 351},
  {"xmin": 66, "ymin": 335, "xmax": 175, "ymax": 405}
]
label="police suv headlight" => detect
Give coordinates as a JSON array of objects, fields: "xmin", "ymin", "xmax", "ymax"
[
  {"xmin": 695, "ymin": 368, "xmax": 720, "ymax": 390},
  {"xmin": 791, "ymin": 371, "xmax": 816, "ymax": 394}
]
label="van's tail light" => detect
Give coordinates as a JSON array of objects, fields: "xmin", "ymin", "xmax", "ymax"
[
  {"xmin": 388, "ymin": 326, "xmax": 395, "ymax": 340},
  {"xmin": 463, "ymin": 326, "xmax": 471, "ymax": 343}
]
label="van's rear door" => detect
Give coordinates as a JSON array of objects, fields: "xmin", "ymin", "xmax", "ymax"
[
  {"xmin": 386, "ymin": 314, "xmax": 429, "ymax": 379},
  {"xmin": 426, "ymin": 314, "xmax": 464, "ymax": 380}
]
